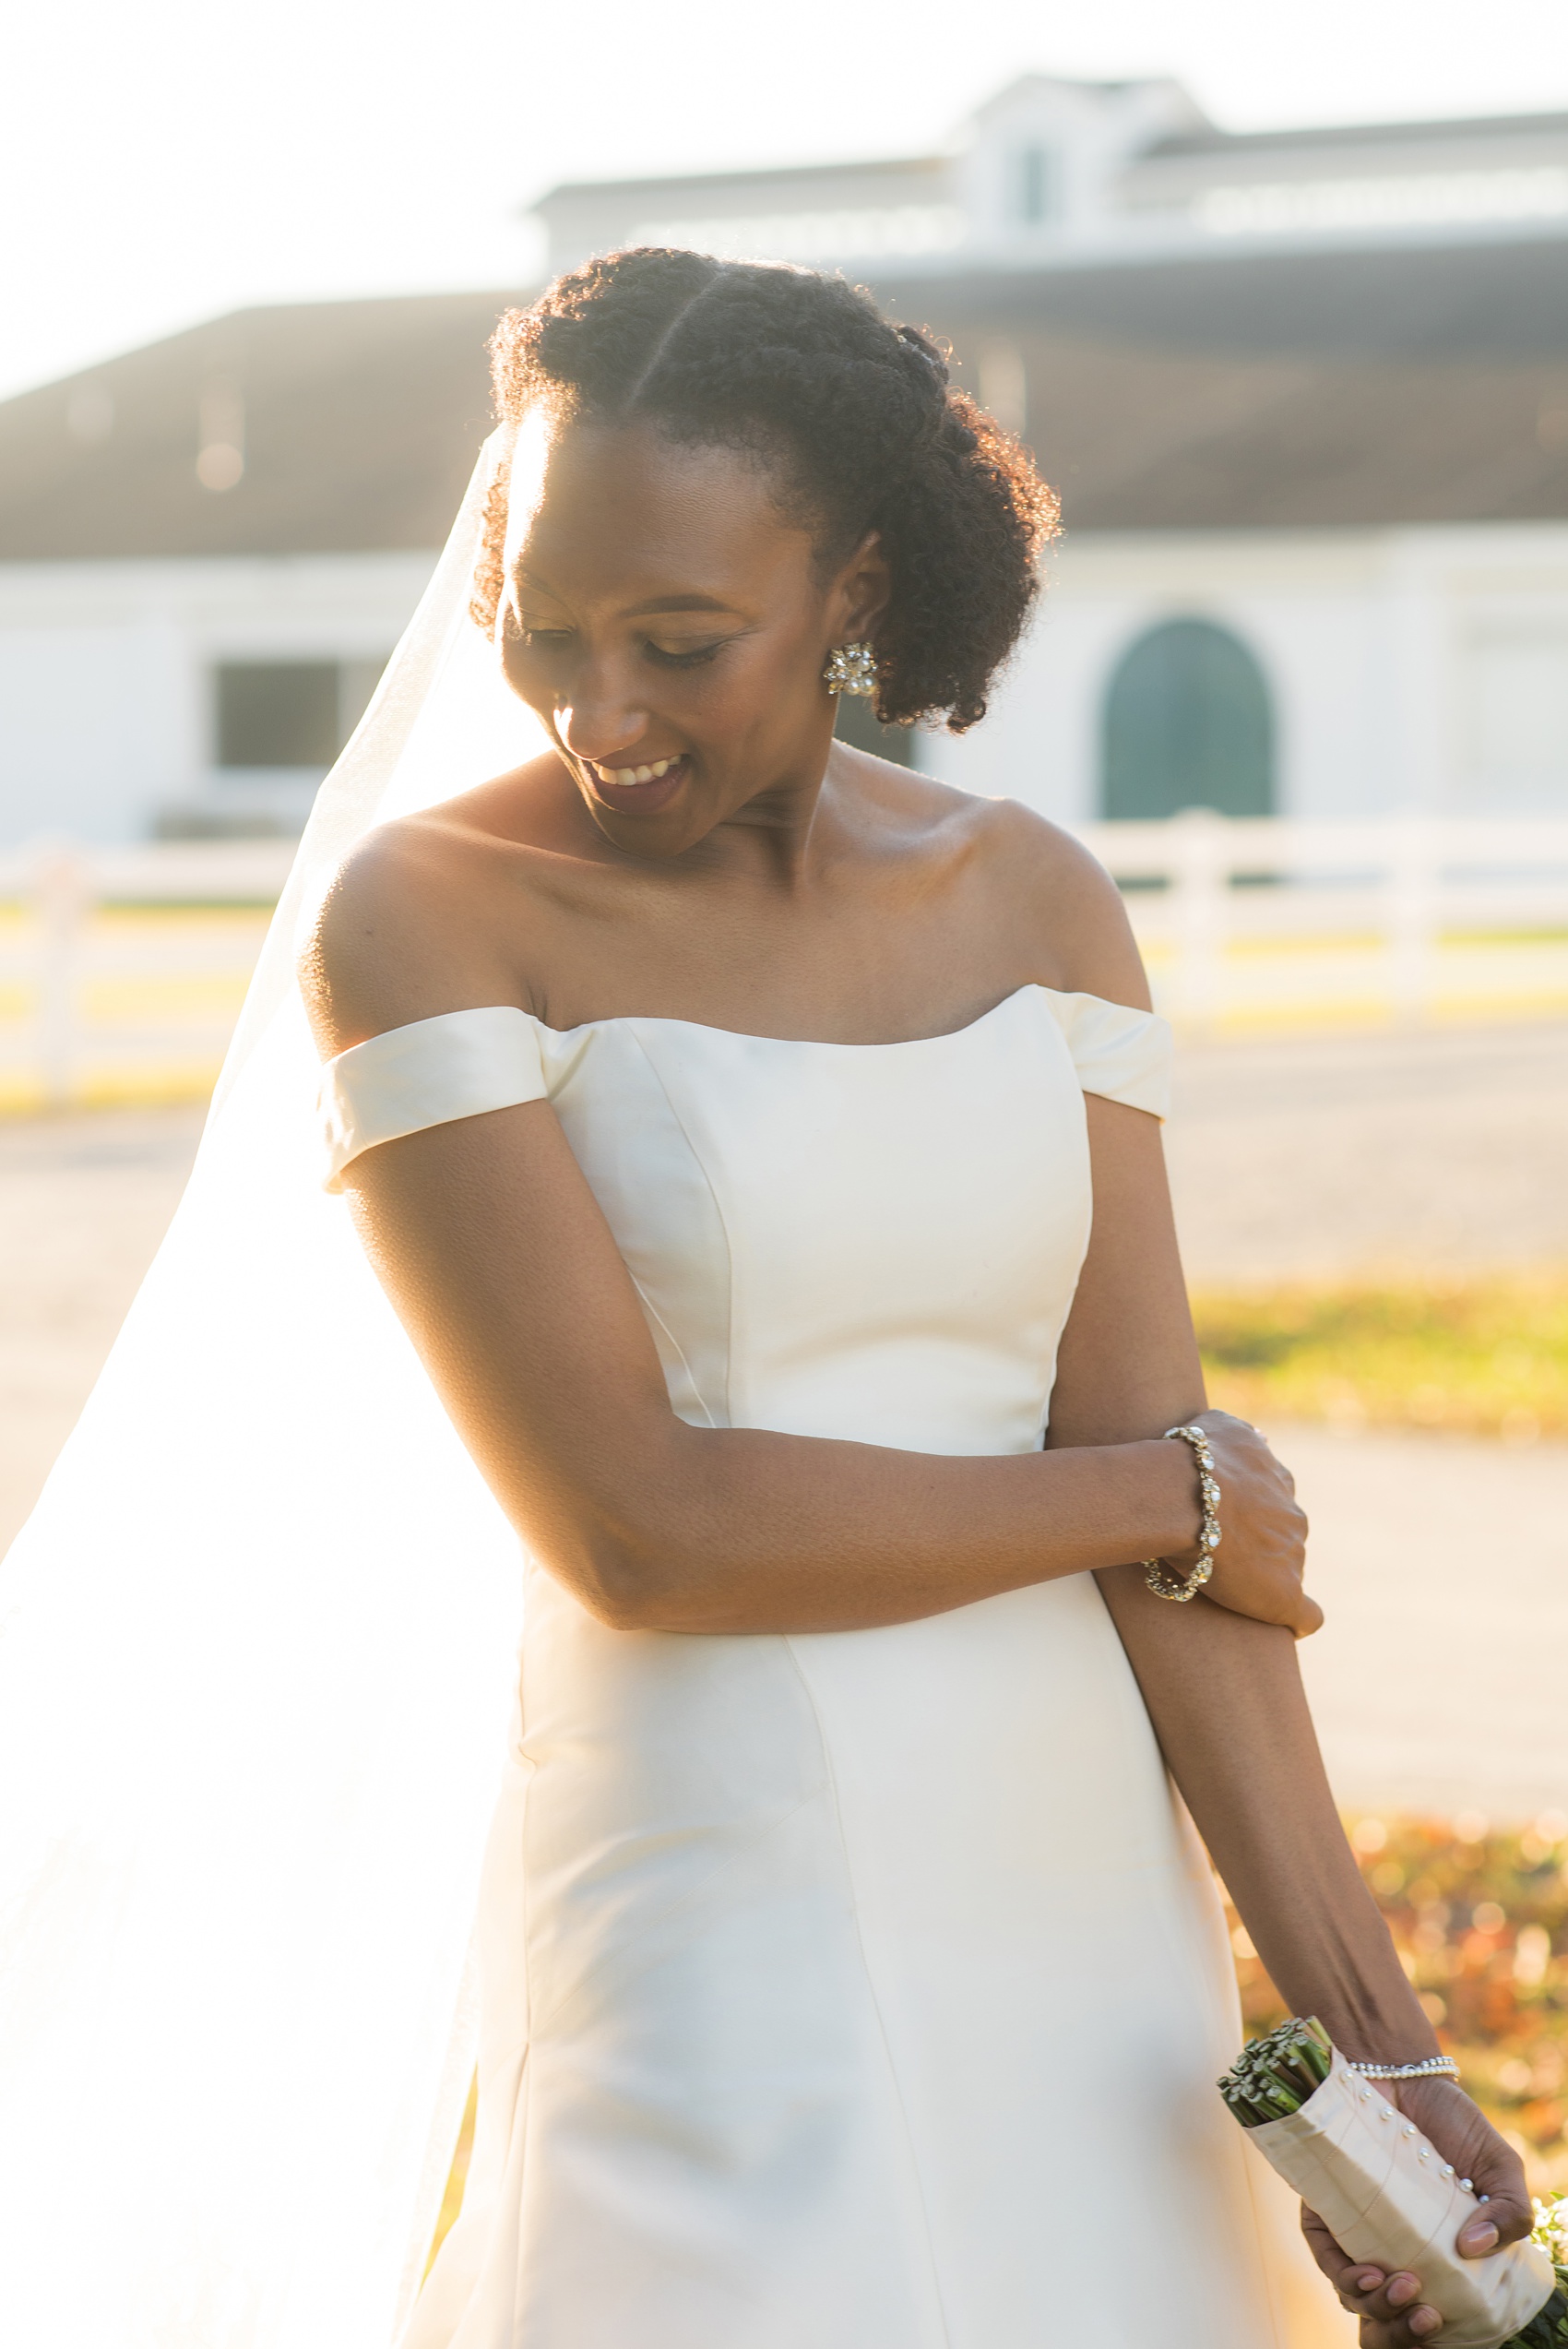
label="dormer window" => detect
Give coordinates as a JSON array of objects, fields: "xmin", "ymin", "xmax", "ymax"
[{"xmin": 1014, "ymin": 144, "xmax": 1057, "ymax": 225}]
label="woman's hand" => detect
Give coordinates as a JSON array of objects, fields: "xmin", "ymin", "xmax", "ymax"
[
  {"xmin": 1156, "ymin": 1408, "xmax": 1322, "ymax": 1637},
  {"xmin": 1301, "ymin": 2079, "xmax": 1533, "ymax": 2343}
]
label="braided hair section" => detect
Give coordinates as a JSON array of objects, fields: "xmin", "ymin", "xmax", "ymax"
[{"xmin": 472, "ymin": 249, "xmax": 1060, "ymax": 733}]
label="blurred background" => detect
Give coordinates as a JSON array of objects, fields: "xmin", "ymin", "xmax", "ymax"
[{"xmin": 3, "ymin": 0, "xmax": 1567, "ymax": 2205}]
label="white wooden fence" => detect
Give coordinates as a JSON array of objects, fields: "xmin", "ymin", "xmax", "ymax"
[
  {"xmin": 1, "ymin": 817, "xmax": 1566, "ymax": 1107},
  {"xmin": 0, "ymin": 840, "xmax": 294, "ymax": 1108},
  {"xmin": 1078, "ymin": 812, "xmax": 1568, "ymax": 1030}
]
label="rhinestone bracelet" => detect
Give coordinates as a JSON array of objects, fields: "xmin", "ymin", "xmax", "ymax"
[
  {"xmin": 1143, "ymin": 1423, "xmax": 1221, "ymax": 1603},
  {"xmin": 1345, "ymin": 2056, "xmax": 1461, "ymax": 2082}
]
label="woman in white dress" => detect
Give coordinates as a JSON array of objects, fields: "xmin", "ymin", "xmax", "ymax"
[{"xmin": 300, "ymin": 253, "xmax": 1529, "ymax": 2348}]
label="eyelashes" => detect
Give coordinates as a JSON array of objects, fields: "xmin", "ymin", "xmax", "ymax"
[
  {"xmin": 642, "ymin": 639, "xmax": 726, "ymax": 670},
  {"xmin": 514, "ymin": 628, "xmax": 731, "ymax": 673}
]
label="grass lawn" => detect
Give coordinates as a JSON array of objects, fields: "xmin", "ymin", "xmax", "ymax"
[{"xmin": 1194, "ymin": 1276, "xmax": 1568, "ymax": 1442}]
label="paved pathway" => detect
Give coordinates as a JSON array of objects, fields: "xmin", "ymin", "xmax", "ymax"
[
  {"xmin": 2, "ymin": 1020, "xmax": 1564, "ymax": 1818},
  {"xmin": 1166, "ymin": 1018, "xmax": 1568, "ymax": 1283},
  {"xmin": 1280, "ymin": 1420, "xmax": 1568, "ymax": 1819}
]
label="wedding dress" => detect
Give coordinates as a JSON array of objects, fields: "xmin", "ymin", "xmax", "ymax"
[
  {"xmin": 0, "ymin": 430, "xmax": 1337, "ymax": 2344},
  {"xmin": 321, "ymin": 988, "xmax": 1335, "ymax": 2348}
]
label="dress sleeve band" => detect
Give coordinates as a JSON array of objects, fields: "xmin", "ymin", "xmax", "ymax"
[
  {"xmin": 1044, "ymin": 990, "xmax": 1173, "ymax": 1120},
  {"xmin": 318, "ymin": 1006, "xmax": 548, "ymax": 1192}
]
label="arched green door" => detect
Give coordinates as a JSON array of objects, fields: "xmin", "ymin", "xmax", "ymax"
[{"xmin": 1101, "ymin": 618, "xmax": 1275, "ymax": 819}]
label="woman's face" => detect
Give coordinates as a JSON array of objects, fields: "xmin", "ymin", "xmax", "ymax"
[{"xmin": 496, "ymin": 415, "xmax": 887, "ymax": 859}]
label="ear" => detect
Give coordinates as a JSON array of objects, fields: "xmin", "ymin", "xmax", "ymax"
[{"xmin": 826, "ymin": 530, "xmax": 892, "ymax": 646}]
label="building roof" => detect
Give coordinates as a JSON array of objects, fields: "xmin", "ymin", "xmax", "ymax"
[
  {"xmin": 1146, "ymin": 109, "xmax": 1568, "ymax": 160},
  {"xmin": 540, "ymin": 152, "xmax": 944, "ymax": 207},
  {"xmin": 0, "ymin": 290, "xmax": 517, "ymax": 562},
  {"xmin": 4, "ymin": 240, "xmax": 1568, "ymax": 560},
  {"xmin": 901, "ymin": 243, "xmax": 1568, "ymax": 530},
  {"xmin": 921, "ymin": 236, "xmax": 1568, "ymax": 362}
]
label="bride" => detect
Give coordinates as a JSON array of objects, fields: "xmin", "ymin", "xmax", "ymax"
[{"xmin": 0, "ymin": 250, "xmax": 1528, "ymax": 2348}]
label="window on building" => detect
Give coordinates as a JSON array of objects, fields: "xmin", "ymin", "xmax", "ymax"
[
  {"xmin": 216, "ymin": 662, "xmax": 338, "ymax": 768},
  {"xmin": 1014, "ymin": 144, "xmax": 1056, "ymax": 225},
  {"xmin": 1101, "ymin": 619, "xmax": 1275, "ymax": 820},
  {"xmin": 214, "ymin": 659, "xmax": 386, "ymax": 770}
]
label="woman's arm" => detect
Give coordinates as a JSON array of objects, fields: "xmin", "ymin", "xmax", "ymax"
[
  {"xmin": 1030, "ymin": 847, "xmax": 1529, "ymax": 2339},
  {"xmin": 1051, "ymin": 1093, "xmax": 1530, "ymax": 2343},
  {"xmin": 1051, "ymin": 1093, "xmax": 1407, "ymax": 2055}
]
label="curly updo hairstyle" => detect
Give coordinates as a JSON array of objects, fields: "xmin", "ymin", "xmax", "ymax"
[{"xmin": 472, "ymin": 249, "xmax": 1059, "ymax": 733}]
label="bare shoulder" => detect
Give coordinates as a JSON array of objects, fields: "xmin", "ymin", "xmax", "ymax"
[
  {"xmin": 845, "ymin": 756, "xmax": 1148, "ymax": 1008},
  {"xmin": 955, "ymin": 793, "xmax": 1151, "ymax": 1011},
  {"xmin": 299, "ymin": 764, "xmax": 548, "ymax": 1056}
]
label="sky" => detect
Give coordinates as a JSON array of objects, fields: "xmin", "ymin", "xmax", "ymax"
[{"xmin": 6, "ymin": 0, "xmax": 1568, "ymax": 403}]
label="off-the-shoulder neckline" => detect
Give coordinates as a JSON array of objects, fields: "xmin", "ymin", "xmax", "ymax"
[{"xmin": 372, "ymin": 982, "xmax": 1162, "ymax": 1056}]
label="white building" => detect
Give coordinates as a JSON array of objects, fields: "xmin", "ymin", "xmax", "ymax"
[
  {"xmin": 4, "ymin": 78, "xmax": 1568, "ymax": 841},
  {"xmin": 0, "ymin": 290, "xmax": 504, "ymax": 842}
]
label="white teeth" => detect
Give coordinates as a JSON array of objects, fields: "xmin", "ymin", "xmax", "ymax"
[{"xmin": 600, "ymin": 755, "xmax": 681, "ymax": 786}]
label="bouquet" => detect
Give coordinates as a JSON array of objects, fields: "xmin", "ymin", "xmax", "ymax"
[{"xmin": 1218, "ymin": 2019, "xmax": 1563, "ymax": 2349}]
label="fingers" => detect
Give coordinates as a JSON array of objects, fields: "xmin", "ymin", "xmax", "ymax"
[
  {"xmin": 1463, "ymin": 2128, "xmax": 1532, "ymax": 2252},
  {"xmin": 1458, "ymin": 2173, "xmax": 1532, "ymax": 2256},
  {"xmin": 1186, "ymin": 1408, "xmax": 1317, "ymax": 1629},
  {"xmin": 1394, "ymin": 2080, "xmax": 1532, "ymax": 2254},
  {"xmin": 1292, "ymin": 1590, "xmax": 1325, "ymax": 1639},
  {"xmin": 1203, "ymin": 1546, "xmax": 1323, "ymax": 1635},
  {"xmin": 1301, "ymin": 2208, "xmax": 1443, "ymax": 2342}
]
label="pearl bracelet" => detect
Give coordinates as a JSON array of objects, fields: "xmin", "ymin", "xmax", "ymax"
[
  {"xmin": 1143, "ymin": 1423, "xmax": 1221, "ymax": 1603},
  {"xmin": 1345, "ymin": 2056, "xmax": 1461, "ymax": 2082}
]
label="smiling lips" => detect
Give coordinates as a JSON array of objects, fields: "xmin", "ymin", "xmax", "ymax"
[{"xmin": 588, "ymin": 753, "xmax": 685, "ymax": 788}]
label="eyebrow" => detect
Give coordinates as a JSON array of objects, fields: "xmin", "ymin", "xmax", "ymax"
[
  {"xmin": 622, "ymin": 593, "xmax": 738, "ymax": 618},
  {"xmin": 517, "ymin": 571, "xmax": 739, "ymax": 621}
]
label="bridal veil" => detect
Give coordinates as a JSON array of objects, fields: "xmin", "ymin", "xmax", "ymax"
[{"xmin": 0, "ymin": 430, "xmax": 550, "ymax": 2346}]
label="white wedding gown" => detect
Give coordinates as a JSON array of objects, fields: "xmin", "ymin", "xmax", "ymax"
[{"xmin": 321, "ymin": 981, "xmax": 1339, "ymax": 2349}]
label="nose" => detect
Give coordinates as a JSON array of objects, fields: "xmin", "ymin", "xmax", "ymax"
[{"xmin": 556, "ymin": 667, "xmax": 649, "ymax": 765}]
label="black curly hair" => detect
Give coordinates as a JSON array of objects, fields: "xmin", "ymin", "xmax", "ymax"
[{"xmin": 471, "ymin": 249, "xmax": 1059, "ymax": 733}]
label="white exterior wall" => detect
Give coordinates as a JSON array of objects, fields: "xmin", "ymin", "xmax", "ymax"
[
  {"xmin": 2, "ymin": 527, "xmax": 1567, "ymax": 846},
  {"xmin": 0, "ymin": 552, "xmax": 435, "ymax": 846},
  {"xmin": 920, "ymin": 522, "xmax": 1568, "ymax": 825}
]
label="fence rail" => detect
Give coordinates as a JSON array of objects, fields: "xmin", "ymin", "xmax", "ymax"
[
  {"xmin": 1078, "ymin": 812, "xmax": 1568, "ymax": 1031},
  {"xmin": 0, "ymin": 840, "xmax": 294, "ymax": 1110},
  {"xmin": 2, "ymin": 819, "xmax": 1566, "ymax": 1109}
]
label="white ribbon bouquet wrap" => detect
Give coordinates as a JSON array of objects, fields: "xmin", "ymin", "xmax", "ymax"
[{"xmin": 1221, "ymin": 2021, "xmax": 1559, "ymax": 2349}]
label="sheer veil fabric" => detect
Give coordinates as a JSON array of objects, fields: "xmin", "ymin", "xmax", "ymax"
[{"xmin": 0, "ymin": 433, "xmax": 555, "ymax": 2347}]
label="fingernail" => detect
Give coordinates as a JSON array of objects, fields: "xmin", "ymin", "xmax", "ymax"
[
  {"xmin": 1388, "ymin": 2274, "xmax": 1420, "ymax": 2306},
  {"xmin": 1460, "ymin": 2222, "xmax": 1499, "ymax": 2255},
  {"xmin": 1355, "ymin": 2271, "xmax": 1384, "ymax": 2294},
  {"xmin": 1410, "ymin": 2309, "xmax": 1442, "ymax": 2337}
]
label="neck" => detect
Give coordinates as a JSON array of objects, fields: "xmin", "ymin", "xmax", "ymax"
[{"xmin": 707, "ymin": 746, "xmax": 839, "ymax": 888}]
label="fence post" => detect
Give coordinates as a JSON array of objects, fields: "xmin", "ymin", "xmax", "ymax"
[
  {"xmin": 1170, "ymin": 808, "xmax": 1227, "ymax": 1031},
  {"xmin": 29, "ymin": 840, "xmax": 89, "ymax": 1109},
  {"xmin": 1387, "ymin": 817, "xmax": 1437, "ymax": 1027}
]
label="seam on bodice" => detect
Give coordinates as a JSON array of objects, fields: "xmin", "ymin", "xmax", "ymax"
[
  {"xmin": 779, "ymin": 1637, "xmax": 956, "ymax": 2349},
  {"xmin": 628, "ymin": 1274, "xmax": 719, "ymax": 1431},
  {"xmin": 627, "ymin": 1030, "xmax": 741, "ymax": 1432}
]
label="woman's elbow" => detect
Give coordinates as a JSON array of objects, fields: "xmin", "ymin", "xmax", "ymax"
[
  {"xmin": 497, "ymin": 1421, "xmax": 715, "ymax": 1631},
  {"xmin": 534, "ymin": 1477, "xmax": 714, "ymax": 1634}
]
